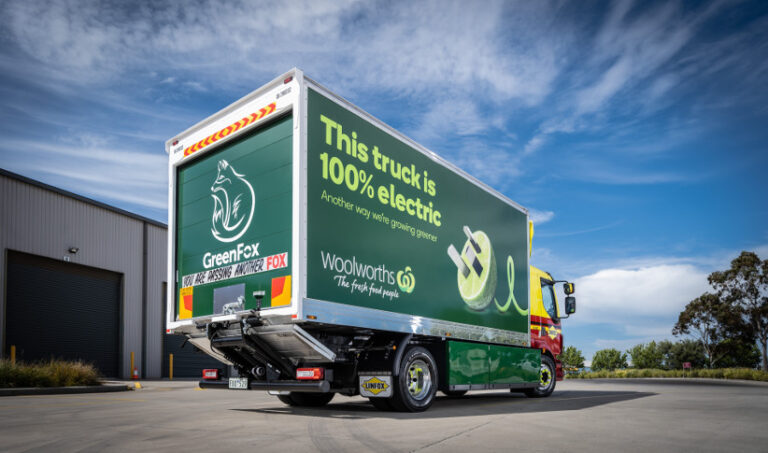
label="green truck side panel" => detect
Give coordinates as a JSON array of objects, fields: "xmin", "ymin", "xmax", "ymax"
[
  {"xmin": 174, "ymin": 115, "xmax": 293, "ymax": 318},
  {"xmin": 448, "ymin": 341, "xmax": 540, "ymax": 386},
  {"xmin": 488, "ymin": 344, "xmax": 540, "ymax": 384},
  {"xmin": 306, "ymin": 88, "xmax": 529, "ymax": 335},
  {"xmin": 448, "ymin": 341, "xmax": 490, "ymax": 386}
]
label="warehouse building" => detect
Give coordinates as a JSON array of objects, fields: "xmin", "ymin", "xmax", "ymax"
[{"xmin": 0, "ymin": 169, "xmax": 222, "ymax": 379}]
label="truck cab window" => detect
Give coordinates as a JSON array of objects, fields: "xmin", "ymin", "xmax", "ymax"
[{"xmin": 541, "ymin": 280, "xmax": 558, "ymax": 320}]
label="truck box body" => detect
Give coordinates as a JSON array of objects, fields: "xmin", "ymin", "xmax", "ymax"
[{"xmin": 167, "ymin": 70, "xmax": 540, "ymax": 403}]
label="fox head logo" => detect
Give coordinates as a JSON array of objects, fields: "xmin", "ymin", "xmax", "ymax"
[{"xmin": 210, "ymin": 160, "xmax": 255, "ymax": 243}]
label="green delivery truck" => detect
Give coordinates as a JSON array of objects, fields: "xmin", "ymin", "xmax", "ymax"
[{"xmin": 166, "ymin": 69, "xmax": 576, "ymax": 411}]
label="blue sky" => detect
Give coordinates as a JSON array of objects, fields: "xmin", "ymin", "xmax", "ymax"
[{"xmin": 1, "ymin": 0, "xmax": 767, "ymax": 363}]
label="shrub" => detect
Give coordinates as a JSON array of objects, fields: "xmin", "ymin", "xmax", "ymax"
[
  {"xmin": 0, "ymin": 359, "xmax": 101, "ymax": 388},
  {"xmin": 565, "ymin": 368, "xmax": 768, "ymax": 382}
]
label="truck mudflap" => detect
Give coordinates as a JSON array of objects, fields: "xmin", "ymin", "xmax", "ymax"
[{"xmin": 199, "ymin": 379, "xmax": 331, "ymax": 393}]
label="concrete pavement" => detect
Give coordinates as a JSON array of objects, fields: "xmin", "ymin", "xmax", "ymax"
[{"xmin": 0, "ymin": 379, "xmax": 765, "ymax": 452}]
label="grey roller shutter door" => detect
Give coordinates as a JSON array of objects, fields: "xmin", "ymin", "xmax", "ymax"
[{"xmin": 5, "ymin": 251, "xmax": 121, "ymax": 377}]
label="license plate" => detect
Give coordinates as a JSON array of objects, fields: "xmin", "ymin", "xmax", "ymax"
[{"xmin": 228, "ymin": 377, "xmax": 249, "ymax": 390}]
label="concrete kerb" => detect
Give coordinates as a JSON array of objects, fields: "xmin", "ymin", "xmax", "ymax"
[{"xmin": 0, "ymin": 384, "xmax": 131, "ymax": 397}]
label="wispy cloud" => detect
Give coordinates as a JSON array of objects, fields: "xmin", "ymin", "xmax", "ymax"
[
  {"xmin": 440, "ymin": 139, "xmax": 522, "ymax": 189},
  {"xmin": 529, "ymin": 208, "xmax": 555, "ymax": 225},
  {"xmin": 537, "ymin": 220, "xmax": 622, "ymax": 238},
  {"xmin": 0, "ymin": 137, "xmax": 167, "ymax": 211}
]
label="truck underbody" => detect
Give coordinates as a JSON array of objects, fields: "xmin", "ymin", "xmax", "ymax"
[{"xmin": 190, "ymin": 311, "xmax": 551, "ymax": 412}]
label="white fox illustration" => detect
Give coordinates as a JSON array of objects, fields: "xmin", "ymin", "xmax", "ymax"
[{"xmin": 210, "ymin": 160, "xmax": 255, "ymax": 242}]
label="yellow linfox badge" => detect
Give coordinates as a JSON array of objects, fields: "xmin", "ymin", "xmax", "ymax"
[{"xmin": 359, "ymin": 375, "xmax": 392, "ymax": 397}]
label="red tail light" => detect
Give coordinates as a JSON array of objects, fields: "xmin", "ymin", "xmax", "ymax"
[
  {"xmin": 202, "ymin": 369, "xmax": 220, "ymax": 380},
  {"xmin": 296, "ymin": 367, "xmax": 324, "ymax": 380}
]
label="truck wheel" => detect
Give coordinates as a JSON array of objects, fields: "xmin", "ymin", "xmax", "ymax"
[
  {"xmin": 391, "ymin": 346, "xmax": 438, "ymax": 412},
  {"xmin": 442, "ymin": 390, "xmax": 467, "ymax": 397},
  {"xmin": 369, "ymin": 397, "xmax": 393, "ymax": 411},
  {"xmin": 277, "ymin": 394, "xmax": 297, "ymax": 406},
  {"xmin": 277, "ymin": 392, "xmax": 334, "ymax": 407},
  {"xmin": 524, "ymin": 355, "xmax": 556, "ymax": 398}
]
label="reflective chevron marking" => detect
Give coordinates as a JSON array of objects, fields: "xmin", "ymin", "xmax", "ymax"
[{"xmin": 184, "ymin": 102, "xmax": 277, "ymax": 157}]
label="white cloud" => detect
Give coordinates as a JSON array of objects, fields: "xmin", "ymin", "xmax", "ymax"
[
  {"xmin": 441, "ymin": 139, "xmax": 521, "ymax": 189},
  {"xmin": 566, "ymin": 263, "xmax": 712, "ymax": 355},
  {"xmin": 522, "ymin": 134, "xmax": 546, "ymax": 156},
  {"xmin": 574, "ymin": 264, "xmax": 710, "ymax": 321},
  {"xmin": 529, "ymin": 208, "xmax": 554, "ymax": 225},
  {"xmin": 414, "ymin": 99, "xmax": 492, "ymax": 142},
  {"xmin": 0, "ymin": 137, "xmax": 167, "ymax": 211},
  {"xmin": 0, "ymin": 0, "xmax": 567, "ymax": 204},
  {"xmin": 594, "ymin": 338, "xmax": 648, "ymax": 352},
  {"xmin": 512, "ymin": 1, "xmax": 732, "ymax": 184},
  {"xmin": 2, "ymin": 0, "xmax": 562, "ymax": 106},
  {"xmin": 754, "ymin": 244, "xmax": 768, "ymax": 259}
]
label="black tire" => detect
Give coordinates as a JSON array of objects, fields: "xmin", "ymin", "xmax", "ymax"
[
  {"xmin": 369, "ymin": 397, "xmax": 393, "ymax": 411},
  {"xmin": 277, "ymin": 392, "xmax": 334, "ymax": 407},
  {"xmin": 442, "ymin": 390, "xmax": 467, "ymax": 398},
  {"xmin": 524, "ymin": 355, "xmax": 556, "ymax": 398},
  {"xmin": 391, "ymin": 346, "xmax": 438, "ymax": 412},
  {"xmin": 276, "ymin": 394, "xmax": 296, "ymax": 406}
]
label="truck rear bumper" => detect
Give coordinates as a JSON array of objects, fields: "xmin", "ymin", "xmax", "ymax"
[{"xmin": 199, "ymin": 379, "xmax": 331, "ymax": 393}]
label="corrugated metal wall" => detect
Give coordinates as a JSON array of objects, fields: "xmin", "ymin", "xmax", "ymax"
[
  {"xmin": 0, "ymin": 171, "xmax": 168, "ymax": 379},
  {"xmin": 144, "ymin": 224, "xmax": 167, "ymax": 378}
]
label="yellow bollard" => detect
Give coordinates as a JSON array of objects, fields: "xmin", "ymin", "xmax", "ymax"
[
  {"xmin": 10, "ymin": 345, "xmax": 15, "ymax": 365},
  {"xmin": 130, "ymin": 351, "xmax": 135, "ymax": 379},
  {"xmin": 169, "ymin": 354, "xmax": 174, "ymax": 380}
]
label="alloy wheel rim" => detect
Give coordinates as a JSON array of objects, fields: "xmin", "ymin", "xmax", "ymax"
[
  {"xmin": 539, "ymin": 363, "xmax": 553, "ymax": 389},
  {"xmin": 407, "ymin": 359, "xmax": 432, "ymax": 401}
]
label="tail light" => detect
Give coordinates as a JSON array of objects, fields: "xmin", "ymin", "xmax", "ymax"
[
  {"xmin": 296, "ymin": 367, "xmax": 324, "ymax": 380},
  {"xmin": 202, "ymin": 369, "xmax": 220, "ymax": 380}
]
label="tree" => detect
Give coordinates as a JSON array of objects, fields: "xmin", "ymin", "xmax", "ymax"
[
  {"xmin": 560, "ymin": 346, "xmax": 585, "ymax": 370},
  {"xmin": 658, "ymin": 339, "xmax": 707, "ymax": 369},
  {"xmin": 673, "ymin": 293, "xmax": 748, "ymax": 368},
  {"xmin": 716, "ymin": 338, "xmax": 761, "ymax": 369},
  {"xmin": 708, "ymin": 251, "xmax": 768, "ymax": 371},
  {"xmin": 591, "ymin": 348, "xmax": 628, "ymax": 371},
  {"xmin": 628, "ymin": 341, "xmax": 664, "ymax": 369}
]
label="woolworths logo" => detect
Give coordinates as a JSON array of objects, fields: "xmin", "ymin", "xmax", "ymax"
[
  {"xmin": 210, "ymin": 160, "xmax": 255, "ymax": 243},
  {"xmin": 396, "ymin": 267, "xmax": 415, "ymax": 293}
]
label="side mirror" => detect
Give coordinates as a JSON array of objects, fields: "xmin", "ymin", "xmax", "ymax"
[
  {"xmin": 563, "ymin": 282, "xmax": 575, "ymax": 295},
  {"xmin": 565, "ymin": 296, "xmax": 576, "ymax": 315}
]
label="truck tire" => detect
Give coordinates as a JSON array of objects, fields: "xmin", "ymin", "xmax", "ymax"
[
  {"xmin": 276, "ymin": 394, "xmax": 296, "ymax": 406},
  {"xmin": 276, "ymin": 392, "xmax": 335, "ymax": 407},
  {"xmin": 391, "ymin": 346, "xmax": 438, "ymax": 412},
  {"xmin": 369, "ymin": 397, "xmax": 394, "ymax": 411},
  {"xmin": 524, "ymin": 355, "xmax": 556, "ymax": 398}
]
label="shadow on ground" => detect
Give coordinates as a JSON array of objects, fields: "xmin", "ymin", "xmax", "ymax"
[{"xmin": 231, "ymin": 389, "xmax": 656, "ymax": 420}]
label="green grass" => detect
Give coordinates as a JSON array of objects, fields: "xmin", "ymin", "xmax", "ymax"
[
  {"xmin": 565, "ymin": 368, "xmax": 768, "ymax": 382},
  {"xmin": 0, "ymin": 359, "xmax": 102, "ymax": 388}
]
